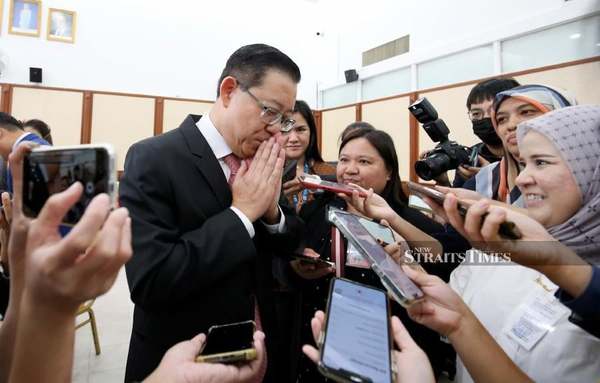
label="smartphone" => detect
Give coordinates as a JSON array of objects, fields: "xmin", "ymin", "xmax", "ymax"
[
  {"xmin": 358, "ymin": 217, "xmax": 395, "ymax": 245},
  {"xmin": 406, "ymin": 181, "xmax": 522, "ymax": 240},
  {"xmin": 22, "ymin": 144, "xmax": 116, "ymax": 225},
  {"xmin": 293, "ymin": 252, "xmax": 335, "ymax": 268},
  {"xmin": 319, "ymin": 278, "xmax": 393, "ymax": 383},
  {"xmin": 299, "ymin": 174, "xmax": 368, "ymax": 197},
  {"xmin": 328, "ymin": 208, "xmax": 424, "ymax": 307},
  {"xmin": 282, "ymin": 160, "xmax": 297, "ymax": 183},
  {"xmin": 196, "ymin": 320, "xmax": 257, "ymax": 364},
  {"xmin": 408, "ymin": 194, "xmax": 433, "ymax": 214}
]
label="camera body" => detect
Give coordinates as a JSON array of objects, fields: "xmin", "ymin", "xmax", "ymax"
[{"xmin": 408, "ymin": 97, "xmax": 473, "ymax": 180}]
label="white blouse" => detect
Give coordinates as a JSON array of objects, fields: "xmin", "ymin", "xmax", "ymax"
[{"xmin": 449, "ymin": 251, "xmax": 600, "ymax": 383}]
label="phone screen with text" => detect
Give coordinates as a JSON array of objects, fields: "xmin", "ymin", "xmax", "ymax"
[{"xmin": 322, "ymin": 279, "xmax": 391, "ymax": 383}]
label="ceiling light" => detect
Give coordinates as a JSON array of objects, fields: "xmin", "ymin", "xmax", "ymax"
[{"xmin": 570, "ymin": 33, "xmax": 582, "ymax": 39}]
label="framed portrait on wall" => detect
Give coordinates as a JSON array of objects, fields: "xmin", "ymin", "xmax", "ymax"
[
  {"xmin": 9, "ymin": 0, "xmax": 42, "ymax": 37},
  {"xmin": 47, "ymin": 8, "xmax": 76, "ymax": 43}
]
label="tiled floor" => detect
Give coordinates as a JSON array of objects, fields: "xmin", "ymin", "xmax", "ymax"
[{"xmin": 73, "ymin": 269, "xmax": 133, "ymax": 383}]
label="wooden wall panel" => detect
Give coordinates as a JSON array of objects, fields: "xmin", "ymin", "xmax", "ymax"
[
  {"xmin": 361, "ymin": 97, "xmax": 412, "ymax": 181},
  {"xmin": 91, "ymin": 94, "xmax": 154, "ymax": 171},
  {"xmin": 163, "ymin": 99, "xmax": 213, "ymax": 133},
  {"xmin": 11, "ymin": 87, "xmax": 83, "ymax": 145},
  {"xmin": 515, "ymin": 61, "xmax": 600, "ymax": 105},
  {"xmin": 321, "ymin": 107, "xmax": 356, "ymax": 161}
]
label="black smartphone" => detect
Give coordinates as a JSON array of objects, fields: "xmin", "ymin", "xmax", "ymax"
[
  {"xmin": 406, "ymin": 181, "xmax": 522, "ymax": 240},
  {"xmin": 196, "ymin": 320, "xmax": 256, "ymax": 364},
  {"xmin": 22, "ymin": 145, "xmax": 116, "ymax": 225},
  {"xmin": 282, "ymin": 160, "xmax": 297, "ymax": 183},
  {"xmin": 293, "ymin": 252, "xmax": 335, "ymax": 268},
  {"xmin": 319, "ymin": 278, "xmax": 393, "ymax": 383}
]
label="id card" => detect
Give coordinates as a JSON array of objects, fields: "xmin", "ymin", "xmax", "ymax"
[{"xmin": 503, "ymin": 277, "xmax": 569, "ymax": 351}]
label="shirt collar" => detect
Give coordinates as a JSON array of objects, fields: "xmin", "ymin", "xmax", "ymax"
[
  {"xmin": 12, "ymin": 132, "xmax": 35, "ymax": 152},
  {"xmin": 195, "ymin": 114, "xmax": 232, "ymax": 160}
]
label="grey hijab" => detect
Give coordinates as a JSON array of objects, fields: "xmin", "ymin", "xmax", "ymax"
[{"xmin": 517, "ymin": 105, "xmax": 600, "ymax": 264}]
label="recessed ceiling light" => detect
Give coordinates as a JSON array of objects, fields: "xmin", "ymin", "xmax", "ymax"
[{"xmin": 570, "ymin": 33, "xmax": 582, "ymax": 39}]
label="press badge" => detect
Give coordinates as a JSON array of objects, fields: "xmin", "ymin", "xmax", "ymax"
[
  {"xmin": 345, "ymin": 243, "xmax": 370, "ymax": 269},
  {"xmin": 503, "ymin": 281, "xmax": 570, "ymax": 351}
]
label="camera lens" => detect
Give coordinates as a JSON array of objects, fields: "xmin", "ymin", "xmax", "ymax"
[
  {"xmin": 85, "ymin": 181, "xmax": 95, "ymax": 195},
  {"xmin": 415, "ymin": 153, "xmax": 452, "ymax": 181}
]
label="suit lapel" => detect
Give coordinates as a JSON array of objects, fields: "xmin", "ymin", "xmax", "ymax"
[{"xmin": 178, "ymin": 115, "xmax": 232, "ymax": 208}]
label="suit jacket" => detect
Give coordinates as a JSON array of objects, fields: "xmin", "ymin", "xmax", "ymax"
[{"xmin": 119, "ymin": 115, "xmax": 303, "ymax": 381}]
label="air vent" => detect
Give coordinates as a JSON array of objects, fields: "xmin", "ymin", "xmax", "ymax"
[{"xmin": 362, "ymin": 35, "xmax": 410, "ymax": 66}]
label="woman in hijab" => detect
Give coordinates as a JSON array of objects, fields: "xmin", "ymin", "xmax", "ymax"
[
  {"xmin": 447, "ymin": 84, "xmax": 576, "ymax": 207},
  {"xmin": 444, "ymin": 105, "xmax": 600, "ymax": 382}
]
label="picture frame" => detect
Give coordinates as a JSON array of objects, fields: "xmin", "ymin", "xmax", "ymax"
[
  {"xmin": 9, "ymin": 0, "xmax": 42, "ymax": 37},
  {"xmin": 47, "ymin": 8, "xmax": 76, "ymax": 43}
]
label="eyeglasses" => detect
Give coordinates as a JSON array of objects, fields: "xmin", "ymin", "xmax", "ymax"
[
  {"xmin": 242, "ymin": 87, "xmax": 296, "ymax": 132},
  {"xmin": 281, "ymin": 125, "xmax": 309, "ymax": 136}
]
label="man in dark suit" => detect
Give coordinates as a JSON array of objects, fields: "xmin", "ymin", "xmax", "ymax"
[{"xmin": 120, "ymin": 44, "xmax": 304, "ymax": 382}]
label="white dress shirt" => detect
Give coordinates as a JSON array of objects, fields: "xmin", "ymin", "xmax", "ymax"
[
  {"xmin": 196, "ymin": 115, "xmax": 285, "ymax": 238},
  {"xmin": 449, "ymin": 250, "xmax": 600, "ymax": 383}
]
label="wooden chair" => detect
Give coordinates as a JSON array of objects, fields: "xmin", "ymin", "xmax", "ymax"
[{"xmin": 76, "ymin": 299, "xmax": 101, "ymax": 355}]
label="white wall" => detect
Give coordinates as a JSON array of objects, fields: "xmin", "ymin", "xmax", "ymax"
[
  {"xmin": 317, "ymin": 0, "xmax": 600, "ymax": 89},
  {"xmin": 0, "ymin": 0, "xmax": 328, "ymax": 106},
  {"xmin": 0, "ymin": 0, "xmax": 597, "ymax": 108}
]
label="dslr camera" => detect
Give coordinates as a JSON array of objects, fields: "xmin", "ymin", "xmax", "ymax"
[{"xmin": 408, "ymin": 97, "xmax": 475, "ymax": 181}]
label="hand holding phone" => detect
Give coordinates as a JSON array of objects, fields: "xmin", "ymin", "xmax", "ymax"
[
  {"xmin": 328, "ymin": 208, "xmax": 424, "ymax": 307},
  {"xmin": 318, "ymin": 278, "xmax": 394, "ymax": 383},
  {"xmin": 293, "ymin": 248, "xmax": 335, "ymax": 268},
  {"xmin": 196, "ymin": 320, "xmax": 257, "ymax": 364},
  {"xmin": 407, "ymin": 182, "xmax": 522, "ymax": 240},
  {"xmin": 304, "ymin": 309, "xmax": 434, "ymax": 383},
  {"xmin": 299, "ymin": 175, "xmax": 368, "ymax": 197},
  {"xmin": 282, "ymin": 160, "xmax": 298, "ymax": 184},
  {"xmin": 291, "ymin": 248, "xmax": 335, "ymax": 280}
]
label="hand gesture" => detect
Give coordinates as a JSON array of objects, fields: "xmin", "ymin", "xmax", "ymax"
[
  {"xmin": 232, "ymin": 138, "xmax": 285, "ymax": 223},
  {"xmin": 290, "ymin": 248, "xmax": 334, "ymax": 280},
  {"xmin": 302, "ymin": 311, "xmax": 435, "ymax": 383},
  {"xmin": 282, "ymin": 177, "xmax": 303, "ymax": 197},
  {"xmin": 24, "ymin": 182, "xmax": 132, "ymax": 314},
  {"xmin": 342, "ymin": 185, "xmax": 396, "ymax": 223}
]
